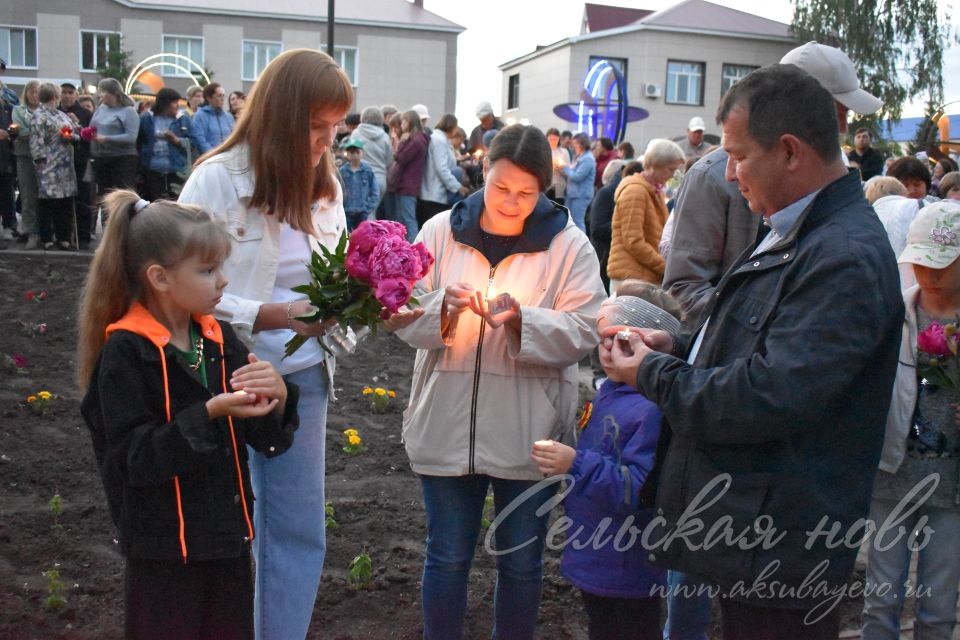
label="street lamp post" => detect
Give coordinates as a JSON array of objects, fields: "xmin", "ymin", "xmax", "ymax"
[{"xmin": 327, "ymin": 0, "xmax": 335, "ymax": 58}]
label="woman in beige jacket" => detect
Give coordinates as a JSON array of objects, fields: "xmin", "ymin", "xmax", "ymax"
[
  {"xmin": 394, "ymin": 124, "xmax": 606, "ymax": 639},
  {"xmin": 607, "ymin": 139, "xmax": 685, "ymax": 290}
]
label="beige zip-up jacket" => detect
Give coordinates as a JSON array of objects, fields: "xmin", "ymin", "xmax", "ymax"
[{"xmin": 395, "ymin": 196, "xmax": 606, "ymax": 480}]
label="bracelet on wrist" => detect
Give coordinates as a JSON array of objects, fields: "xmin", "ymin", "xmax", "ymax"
[{"xmin": 286, "ymin": 300, "xmax": 295, "ymax": 331}]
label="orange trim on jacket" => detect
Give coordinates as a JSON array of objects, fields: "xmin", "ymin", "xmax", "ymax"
[{"xmin": 104, "ymin": 302, "xmax": 254, "ymax": 561}]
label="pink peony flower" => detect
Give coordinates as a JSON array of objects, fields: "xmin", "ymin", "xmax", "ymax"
[
  {"xmin": 413, "ymin": 242, "xmax": 434, "ymax": 279},
  {"xmin": 375, "ymin": 277, "xmax": 414, "ymax": 314},
  {"xmin": 345, "ymin": 245, "xmax": 374, "ymax": 284},
  {"xmin": 36, "ymin": 323, "xmax": 48, "ymax": 336},
  {"xmin": 25, "ymin": 291, "xmax": 34, "ymax": 301},
  {"xmin": 371, "ymin": 236, "xmax": 423, "ymax": 282},
  {"xmin": 919, "ymin": 323, "xmax": 951, "ymax": 357},
  {"xmin": 348, "ymin": 220, "xmax": 406, "ymax": 255},
  {"xmin": 13, "ymin": 353, "xmax": 28, "ymax": 368},
  {"xmin": 80, "ymin": 126, "xmax": 97, "ymax": 142}
]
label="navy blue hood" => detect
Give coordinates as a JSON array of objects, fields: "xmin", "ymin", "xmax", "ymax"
[{"xmin": 449, "ymin": 190, "xmax": 571, "ymax": 255}]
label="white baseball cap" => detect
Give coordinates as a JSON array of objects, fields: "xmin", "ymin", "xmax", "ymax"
[
  {"xmin": 780, "ymin": 42, "xmax": 882, "ymax": 115},
  {"xmin": 476, "ymin": 101, "xmax": 494, "ymax": 118},
  {"xmin": 688, "ymin": 116, "xmax": 705, "ymax": 132},
  {"xmin": 411, "ymin": 103, "xmax": 430, "ymax": 122}
]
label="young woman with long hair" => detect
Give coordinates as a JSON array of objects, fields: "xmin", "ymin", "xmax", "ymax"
[{"xmin": 178, "ymin": 48, "xmax": 353, "ymax": 640}]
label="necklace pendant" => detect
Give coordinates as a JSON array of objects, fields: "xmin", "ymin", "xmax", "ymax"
[{"xmin": 189, "ymin": 336, "xmax": 204, "ymax": 371}]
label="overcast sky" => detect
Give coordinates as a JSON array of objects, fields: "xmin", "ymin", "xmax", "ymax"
[{"xmin": 422, "ymin": 0, "xmax": 959, "ymax": 128}]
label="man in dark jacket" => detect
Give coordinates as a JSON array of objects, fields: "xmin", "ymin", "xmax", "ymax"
[
  {"xmin": 847, "ymin": 127, "xmax": 885, "ymax": 181},
  {"xmin": 602, "ymin": 64, "xmax": 903, "ymax": 638}
]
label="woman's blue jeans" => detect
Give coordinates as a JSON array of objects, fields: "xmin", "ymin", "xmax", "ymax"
[
  {"xmin": 386, "ymin": 192, "xmax": 419, "ymax": 242},
  {"xmin": 248, "ymin": 364, "xmax": 328, "ymax": 640},
  {"xmin": 663, "ymin": 571, "xmax": 711, "ymax": 640},
  {"xmin": 566, "ymin": 196, "xmax": 591, "ymax": 232},
  {"xmin": 419, "ymin": 474, "xmax": 555, "ymax": 640}
]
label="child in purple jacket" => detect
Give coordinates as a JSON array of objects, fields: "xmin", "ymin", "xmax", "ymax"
[{"xmin": 532, "ymin": 283, "xmax": 680, "ymax": 640}]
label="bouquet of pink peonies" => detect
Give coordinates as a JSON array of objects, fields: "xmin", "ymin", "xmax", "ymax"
[
  {"xmin": 283, "ymin": 220, "xmax": 433, "ymax": 358},
  {"xmin": 917, "ymin": 318, "xmax": 960, "ymax": 389}
]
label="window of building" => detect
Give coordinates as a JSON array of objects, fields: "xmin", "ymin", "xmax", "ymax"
[
  {"xmin": 721, "ymin": 63, "xmax": 759, "ymax": 95},
  {"xmin": 665, "ymin": 60, "xmax": 705, "ymax": 106},
  {"xmin": 242, "ymin": 40, "xmax": 281, "ymax": 81},
  {"xmin": 507, "ymin": 73, "xmax": 520, "ymax": 110},
  {"xmin": 332, "ymin": 46, "xmax": 358, "ymax": 86},
  {"xmin": 162, "ymin": 35, "xmax": 203, "ymax": 77},
  {"xmin": 588, "ymin": 55, "xmax": 628, "ymax": 85},
  {"xmin": 0, "ymin": 26, "xmax": 38, "ymax": 69},
  {"xmin": 81, "ymin": 31, "xmax": 120, "ymax": 72}
]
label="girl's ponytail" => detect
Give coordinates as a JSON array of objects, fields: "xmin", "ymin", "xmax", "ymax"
[{"xmin": 76, "ymin": 190, "xmax": 147, "ymax": 389}]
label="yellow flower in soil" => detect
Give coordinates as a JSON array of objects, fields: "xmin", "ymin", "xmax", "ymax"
[
  {"xmin": 38, "ymin": 391, "xmax": 52, "ymax": 400},
  {"xmin": 374, "ymin": 388, "xmax": 386, "ymax": 396},
  {"xmin": 362, "ymin": 387, "xmax": 373, "ymax": 395},
  {"xmin": 348, "ymin": 434, "xmax": 362, "ymax": 446},
  {"xmin": 27, "ymin": 395, "xmax": 37, "ymax": 403},
  {"xmin": 387, "ymin": 390, "xmax": 397, "ymax": 398},
  {"xmin": 344, "ymin": 428, "xmax": 359, "ymax": 437}
]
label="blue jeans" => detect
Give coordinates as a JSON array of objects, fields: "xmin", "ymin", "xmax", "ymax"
[
  {"xmin": 663, "ymin": 571, "xmax": 711, "ymax": 640},
  {"xmin": 248, "ymin": 363, "xmax": 328, "ymax": 640},
  {"xmin": 387, "ymin": 193, "xmax": 419, "ymax": 242},
  {"xmin": 566, "ymin": 196, "xmax": 590, "ymax": 232},
  {"xmin": 862, "ymin": 497, "xmax": 960, "ymax": 640},
  {"xmin": 346, "ymin": 210, "xmax": 370, "ymax": 231},
  {"xmin": 420, "ymin": 474, "xmax": 555, "ymax": 640}
]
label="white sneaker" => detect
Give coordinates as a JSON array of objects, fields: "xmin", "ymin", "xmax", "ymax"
[
  {"xmin": 0, "ymin": 228, "xmax": 12, "ymax": 241},
  {"xmin": 24, "ymin": 235, "xmax": 39, "ymax": 250}
]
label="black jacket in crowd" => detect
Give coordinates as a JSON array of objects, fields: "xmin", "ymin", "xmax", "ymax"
[
  {"xmin": 638, "ymin": 170, "xmax": 904, "ymax": 608},
  {"xmin": 81, "ymin": 303, "xmax": 299, "ymax": 562}
]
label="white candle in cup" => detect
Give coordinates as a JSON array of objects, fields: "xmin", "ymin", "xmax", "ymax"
[{"xmin": 534, "ymin": 439, "xmax": 554, "ymax": 447}]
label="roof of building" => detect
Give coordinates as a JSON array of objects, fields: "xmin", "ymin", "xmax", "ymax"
[
  {"xmin": 640, "ymin": 0, "xmax": 790, "ymax": 39},
  {"xmin": 111, "ymin": 0, "xmax": 464, "ymax": 32},
  {"xmin": 582, "ymin": 3, "xmax": 653, "ymax": 34},
  {"xmin": 501, "ymin": 0, "xmax": 793, "ymax": 70},
  {"xmin": 880, "ymin": 114, "xmax": 960, "ymax": 143}
]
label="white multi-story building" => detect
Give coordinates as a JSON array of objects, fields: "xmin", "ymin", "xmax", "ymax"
[
  {"xmin": 499, "ymin": 0, "xmax": 797, "ymax": 145},
  {"xmin": 1, "ymin": 0, "xmax": 463, "ymax": 116}
]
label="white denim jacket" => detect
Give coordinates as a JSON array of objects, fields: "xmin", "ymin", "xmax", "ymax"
[{"xmin": 179, "ymin": 144, "xmax": 347, "ymax": 381}]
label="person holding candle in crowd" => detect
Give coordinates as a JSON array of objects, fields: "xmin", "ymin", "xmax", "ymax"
[
  {"xmin": 532, "ymin": 282, "xmax": 679, "ymax": 640},
  {"xmin": 392, "ymin": 124, "xmax": 606, "ymax": 639},
  {"xmin": 546, "ymin": 127, "xmax": 567, "ymax": 205}
]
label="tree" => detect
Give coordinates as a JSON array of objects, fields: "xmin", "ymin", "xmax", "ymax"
[
  {"xmin": 96, "ymin": 35, "xmax": 133, "ymax": 84},
  {"xmin": 791, "ymin": 0, "xmax": 954, "ymax": 123}
]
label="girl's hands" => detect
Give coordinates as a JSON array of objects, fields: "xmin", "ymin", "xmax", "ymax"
[
  {"xmin": 531, "ymin": 440, "xmax": 576, "ymax": 476},
  {"xmin": 207, "ymin": 354, "xmax": 287, "ymax": 419}
]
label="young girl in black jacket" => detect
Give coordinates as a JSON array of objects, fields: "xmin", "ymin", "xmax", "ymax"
[{"xmin": 77, "ymin": 190, "xmax": 298, "ymax": 639}]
